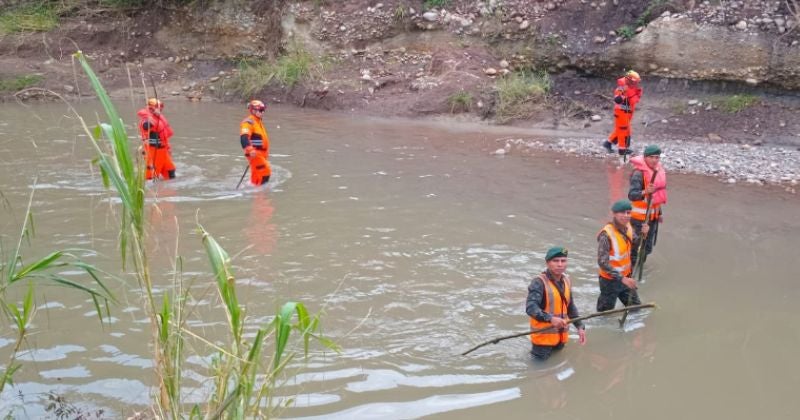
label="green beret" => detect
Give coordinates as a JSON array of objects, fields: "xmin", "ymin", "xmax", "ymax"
[
  {"xmin": 545, "ymin": 246, "xmax": 569, "ymax": 262},
  {"xmin": 611, "ymin": 199, "xmax": 632, "ymax": 213},
  {"xmin": 643, "ymin": 145, "xmax": 662, "ymax": 156}
]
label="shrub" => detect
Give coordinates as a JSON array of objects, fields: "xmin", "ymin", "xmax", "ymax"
[
  {"xmin": 718, "ymin": 94, "xmax": 759, "ymax": 113},
  {"xmin": 0, "ymin": 75, "xmax": 43, "ymax": 92},
  {"xmin": 0, "ymin": 2, "xmax": 58, "ymax": 33},
  {"xmin": 447, "ymin": 90, "xmax": 472, "ymax": 113},
  {"xmin": 230, "ymin": 46, "xmax": 315, "ymax": 97},
  {"xmin": 423, "ymin": 0, "xmax": 449, "ymax": 10},
  {"xmin": 616, "ymin": 25, "xmax": 635, "ymax": 40},
  {"xmin": 495, "ymin": 70, "xmax": 551, "ymax": 123}
]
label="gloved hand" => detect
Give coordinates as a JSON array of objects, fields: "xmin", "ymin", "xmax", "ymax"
[{"xmin": 244, "ymin": 146, "xmax": 256, "ymax": 158}]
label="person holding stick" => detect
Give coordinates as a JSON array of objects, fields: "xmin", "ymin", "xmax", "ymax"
[
  {"xmin": 628, "ymin": 145, "xmax": 667, "ymax": 268},
  {"xmin": 525, "ymin": 247, "xmax": 586, "ymax": 361},
  {"xmin": 240, "ymin": 100, "xmax": 271, "ymax": 186},
  {"xmin": 596, "ymin": 199, "xmax": 648, "ymax": 312}
]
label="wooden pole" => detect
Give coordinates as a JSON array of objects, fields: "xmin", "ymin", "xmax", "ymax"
[
  {"xmin": 619, "ymin": 168, "xmax": 659, "ymax": 327},
  {"xmin": 461, "ymin": 302, "xmax": 657, "ymax": 356}
]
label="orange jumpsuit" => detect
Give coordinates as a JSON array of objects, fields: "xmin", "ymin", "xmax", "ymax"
[
  {"xmin": 137, "ymin": 108, "xmax": 176, "ymax": 180},
  {"xmin": 608, "ymin": 77, "xmax": 642, "ymax": 152},
  {"xmin": 240, "ymin": 114, "xmax": 271, "ymax": 186}
]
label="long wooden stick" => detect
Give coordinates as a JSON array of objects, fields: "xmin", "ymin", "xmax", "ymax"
[
  {"xmin": 620, "ymin": 169, "xmax": 659, "ymax": 327},
  {"xmin": 461, "ymin": 302, "xmax": 657, "ymax": 356}
]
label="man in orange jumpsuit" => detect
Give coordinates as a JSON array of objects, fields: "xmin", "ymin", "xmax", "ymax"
[
  {"xmin": 603, "ymin": 70, "xmax": 642, "ymax": 156},
  {"xmin": 137, "ymin": 98, "xmax": 176, "ymax": 180},
  {"xmin": 240, "ymin": 100, "xmax": 271, "ymax": 186}
]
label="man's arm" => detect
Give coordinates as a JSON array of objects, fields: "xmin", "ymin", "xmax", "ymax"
[
  {"xmin": 525, "ymin": 277, "xmax": 551, "ymax": 322},
  {"xmin": 628, "ymin": 169, "xmax": 645, "ymax": 201}
]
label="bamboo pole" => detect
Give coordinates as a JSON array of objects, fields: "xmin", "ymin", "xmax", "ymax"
[{"xmin": 461, "ymin": 302, "xmax": 657, "ymax": 356}]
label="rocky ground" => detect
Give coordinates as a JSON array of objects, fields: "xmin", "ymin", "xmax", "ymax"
[{"xmin": 1, "ymin": 0, "xmax": 799, "ymax": 191}]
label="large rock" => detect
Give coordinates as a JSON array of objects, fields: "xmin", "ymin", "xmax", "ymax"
[{"xmin": 597, "ymin": 17, "xmax": 800, "ymax": 90}]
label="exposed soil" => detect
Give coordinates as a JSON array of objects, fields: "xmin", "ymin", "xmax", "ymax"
[{"xmin": 1, "ymin": 0, "xmax": 799, "ymax": 149}]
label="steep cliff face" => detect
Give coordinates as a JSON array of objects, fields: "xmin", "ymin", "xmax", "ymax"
[{"xmin": 598, "ymin": 15, "xmax": 800, "ymax": 89}]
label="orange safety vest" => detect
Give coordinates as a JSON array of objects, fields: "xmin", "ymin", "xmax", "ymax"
[
  {"xmin": 631, "ymin": 172, "xmax": 661, "ymax": 221},
  {"xmin": 613, "ymin": 77, "xmax": 642, "ymax": 114},
  {"xmin": 529, "ymin": 273, "xmax": 572, "ymax": 346},
  {"xmin": 240, "ymin": 115, "xmax": 269, "ymax": 152},
  {"xmin": 598, "ymin": 223, "xmax": 633, "ymax": 279},
  {"xmin": 137, "ymin": 108, "xmax": 174, "ymax": 147}
]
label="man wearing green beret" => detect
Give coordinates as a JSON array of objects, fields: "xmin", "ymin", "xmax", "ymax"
[
  {"xmin": 526, "ymin": 246, "xmax": 587, "ymax": 361},
  {"xmin": 628, "ymin": 144, "xmax": 667, "ymax": 267},
  {"xmin": 596, "ymin": 199, "xmax": 648, "ymax": 311}
]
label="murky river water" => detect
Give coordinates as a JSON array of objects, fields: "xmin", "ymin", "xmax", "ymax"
[{"xmin": 1, "ymin": 101, "xmax": 799, "ymax": 419}]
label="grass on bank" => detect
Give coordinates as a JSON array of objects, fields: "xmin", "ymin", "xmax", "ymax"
[
  {"xmin": 0, "ymin": 75, "xmax": 43, "ymax": 93},
  {"xmin": 73, "ymin": 50, "xmax": 338, "ymax": 418},
  {"xmin": 230, "ymin": 46, "xmax": 316, "ymax": 97},
  {"xmin": 718, "ymin": 94, "xmax": 759, "ymax": 113},
  {"xmin": 423, "ymin": 0, "xmax": 449, "ymax": 10},
  {"xmin": 447, "ymin": 90, "xmax": 472, "ymax": 113},
  {"xmin": 0, "ymin": 2, "xmax": 58, "ymax": 33},
  {"xmin": 495, "ymin": 70, "xmax": 551, "ymax": 123}
]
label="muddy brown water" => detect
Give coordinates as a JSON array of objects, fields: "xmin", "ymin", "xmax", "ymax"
[{"xmin": 1, "ymin": 101, "xmax": 799, "ymax": 419}]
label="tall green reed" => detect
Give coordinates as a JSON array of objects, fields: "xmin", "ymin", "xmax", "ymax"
[
  {"xmin": 73, "ymin": 50, "xmax": 338, "ymax": 418},
  {"xmin": 0, "ymin": 183, "xmax": 115, "ymax": 394}
]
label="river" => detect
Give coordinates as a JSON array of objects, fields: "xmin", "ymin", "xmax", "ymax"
[{"xmin": 1, "ymin": 101, "xmax": 799, "ymax": 419}]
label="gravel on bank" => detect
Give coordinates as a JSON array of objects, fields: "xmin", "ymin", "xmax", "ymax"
[{"xmin": 494, "ymin": 137, "xmax": 800, "ymax": 194}]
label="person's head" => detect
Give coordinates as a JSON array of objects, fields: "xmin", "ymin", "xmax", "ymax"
[
  {"xmin": 611, "ymin": 199, "xmax": 632, "ymax": 225},
  {"xmin": 147, "ymin": 98, "xmax": 164, "ymax": 115},
  {"xmin": 248, "ymin": 99, "xmax": 266, "ymax": 117},
  {"xmin": 545, "ymin": 246, "xmax": 569, "ymax": 276},
  {"xmin": 625, "ymin": 70, "xmax": 641, "ymax": 86},
  {"xmin": 643, "ymin": 144, "xmax": 662, "ymax": 169}
]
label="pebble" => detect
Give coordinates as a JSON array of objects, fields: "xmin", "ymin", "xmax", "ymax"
[{"xmin": 507, "ymin": 136, "xmax": 800, "ymax": 188}]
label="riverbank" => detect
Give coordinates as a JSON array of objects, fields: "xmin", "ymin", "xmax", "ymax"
[
  {"xmin": 492, "ymin": 134, "xmax": 800, "ymax": 193},
  {"xmin": 2, "ymin": 0, "xmax": 799, "ymax": 193}
]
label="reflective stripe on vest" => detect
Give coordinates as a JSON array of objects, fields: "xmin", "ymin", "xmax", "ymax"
[
  {"xmin": 529, "ymin": 274, "xmax": 571, "ymax": 346},
  {"xmin": 241, "ymin": 116, "xmax": 268, "ymax": 150},
  {"xmin": 632, "ymin": 172, "xmax": 661, "ymax": 221},
  {"xmin": 598, "ymin": 223, "xmax": 632, "ymax": 279}
]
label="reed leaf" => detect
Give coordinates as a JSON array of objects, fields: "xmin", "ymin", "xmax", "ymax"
[
  {"xmin": 199, "ymin": 223, "xmax": 241, "ymax": 342},
  {"xmin": 9, "ymin": 251, "xmax": 63, "ymax": 283}
]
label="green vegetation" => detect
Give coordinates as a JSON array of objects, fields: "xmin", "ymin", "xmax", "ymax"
[
  {"xmin": 544, "ymin": 33, "xmax": 562, "ymax": 47},
  {"xmin": 74, "ymin": 50, "xmax": 338, "ymax": 418},
  {"xmin": 0, "ymin": 184, "xmax": 114, "ymax": 394},
  {"xmin": 0, "ymin": 75, "xmax": 43, "ymax": 93},
  {"xmin": 616, "ymin": 25, "xmax": 635, "ymax": 40},
  {"xmin": 636, "ymin": 0, "xmax": 670, "ymax": 27},
  {"xmin": 231, "ymin": 46, "xmax": 316, "ymax": 97},
  {"xmin": 447, "ymin": 90, "xmax": 472, "ymax": 113},
  {"xmin": 495, "ymin": 70, "xmax": 551, "ymax": 123},
  {"xmin": 0, "ymin": 2, "xmax": 58, "ymax": 33},
  {"xmin": 718, "ymin": 94, "xmax": 759, "ymax": 113},
  {"xmin": 394, "ymin": 4, "xmax": 407, "ymax": 22},
  {"xmin": 423, "ymin": 0, "xmax": 449, "ymax": 10}
]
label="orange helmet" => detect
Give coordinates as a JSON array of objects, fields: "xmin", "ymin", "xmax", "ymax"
[
  {"xmin": 248, "ymin": 99, "xmax": 266, "ymax": 112},
  {"xmin": 147, "ymin": 98, "xmax": 164, "ymax": 109},
  {"xmin": 625, "ymin": 70, "xmax": 641, "ymax": 83}
]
